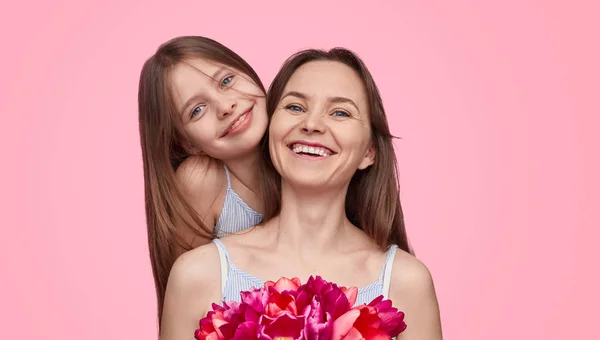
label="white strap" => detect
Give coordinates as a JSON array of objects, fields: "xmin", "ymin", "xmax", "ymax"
[
  {"xmin": 382, "ymin": 246, "xmax": 397, "ymax": 299},
  {"xmin": 214, "ymin": 241, "xmax": 229, "ymax": 298}
]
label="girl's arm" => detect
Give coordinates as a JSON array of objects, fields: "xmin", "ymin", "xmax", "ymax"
[{"xmin": 174, "ymin": 155, "xmax": 225, "ymax": 252}]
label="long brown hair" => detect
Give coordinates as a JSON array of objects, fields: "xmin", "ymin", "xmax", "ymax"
[
  {"xmin": 137, "ymin": 36, "xmax": 276, "ymax": 325},
  {"xmin": 263, "ymin": 48, "xmax": 411, "ymax": 253}
]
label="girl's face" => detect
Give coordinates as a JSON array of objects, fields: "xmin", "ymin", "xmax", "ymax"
[
  {"xmin": 170, "ymin": 58, "xmax": 268, "ymax": 160},
  {"xmin": 268, "ymin": 60, "xmax": 375, "ymax": 190}
]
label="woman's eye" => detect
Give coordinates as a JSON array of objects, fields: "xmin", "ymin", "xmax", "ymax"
[
  {"xmin": 285, "ymin": 104, "xmax": 304, "ymax": 113},
  {"xmin": 191, "ymin": 105, "xmax": 205, "ymax": 118},
  {"xmin": 332, "ymin": 110, "xmax": 350, "ymax": 117},
  {"xmin": 220, "ymin": 75, "xmax": 234, "ymax": 88}
]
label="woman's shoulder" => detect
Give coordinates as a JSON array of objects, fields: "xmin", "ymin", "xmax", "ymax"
[
  {"xmin": 389, "ymin": 248, "xmax": 434, "ymax": 294},
  {"xmin": 161, "ymin": 242, "xmax": 224, "ymax": 338},
  {"xmin": 387, "ymin": 248, "xmax": 443, "ymax": 338},
  {"xmin": 168, "ymin": 241, "xmax": 222, "ymax": 288}
]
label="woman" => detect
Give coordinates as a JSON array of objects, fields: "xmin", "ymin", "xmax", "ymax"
[
  {"xmin": 161, "ymin": 48, "xmax": 442, "ymax": 339},
  {"xmin": 138, "ymin": 36, "xmax": 279, "ymax": 323}
]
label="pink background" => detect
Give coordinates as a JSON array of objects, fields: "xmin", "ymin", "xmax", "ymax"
[{"xmin": 1, "ymin": 0, "xmax": 598, "ymax": 339}]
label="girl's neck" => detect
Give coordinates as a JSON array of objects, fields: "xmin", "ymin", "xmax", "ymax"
[{"xmin": 222, "ymin": 148, "xmax": 261, "ymax": 193}]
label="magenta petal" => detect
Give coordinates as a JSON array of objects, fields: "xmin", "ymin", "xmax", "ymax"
[
  {"xmin": 232, "ymin": 321, "xmax": 260, "ymax": 340},
  {"xmin": 304, "ymin": 298, "xmax": 332, "ymax": 340},
  {"xmin": 296, "ymin": 286, "xmax": 316, "ymax": 312},
  {"xmin": 367, "ymin": 296, "xmax": 408, "ymax": 336},
  {"xmin": 241, "ymin": 287, "xmax": 270, "ymax": 313},
  {"xmin": 219, "ymin": 323, "xmax": 237, "ymax": 339},
  {"xmin": 379, "ymin": 310, "xmax": 407, "ymax": 336},
  {"xmin": 245, "ymin": 307, "xmax": 260, "ymax": 323},
  {"xmin": 323, "ymin": 289, "xmax": 350, "ymax": 320}
]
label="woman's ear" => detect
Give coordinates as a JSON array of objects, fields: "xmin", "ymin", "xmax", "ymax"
[{"xmin": 358, "ymin": 143, "xmax": 376, "ymax": 170}]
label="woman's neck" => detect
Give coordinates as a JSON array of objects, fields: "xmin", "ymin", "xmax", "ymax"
[{"xmin": 269, "ymin": 182, "xmax": 354, "ymax": 258}]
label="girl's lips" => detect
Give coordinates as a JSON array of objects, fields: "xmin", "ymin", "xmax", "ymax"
[{"xmin": 221, "ymin": 107, "xmax": 253, "ymax": 137}]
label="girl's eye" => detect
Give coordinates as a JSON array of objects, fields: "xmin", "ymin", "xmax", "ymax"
[
  {"xmin": 332, "ymin": 110, "xmax": 350, "ymax": 117},
  {"xmin": 191, "ymin": 105, "xmax": 206, "ymax": 118},
  {"xmin": 285, "ymin": 104, "xmax": 304, "ymax": 113},
  {"xmin": 220, "ymin": 75, "xmax": 234, "ymax": 88}
]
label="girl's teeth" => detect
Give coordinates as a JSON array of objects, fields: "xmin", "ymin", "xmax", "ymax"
[{"xmin": 231, "ymin": 114, "xmax": 246, "ymax": 129}]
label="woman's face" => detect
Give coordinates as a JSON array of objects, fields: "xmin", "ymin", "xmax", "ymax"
[
  {"xmin": 269, "ymin": 60, "xmax": 375, "ymax": 190},
  {"xmin": 170, "ymin": 58, "xmax": 268, "ymax": 160}
]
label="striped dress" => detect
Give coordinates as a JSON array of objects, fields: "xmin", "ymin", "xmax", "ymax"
[
  {"xmin": 212, "ymin": 238, "xmax": 399, "ymax": 306},
  {"xmin": 214, "ymin": 164, "xmax": 263, "ymax": 238}
]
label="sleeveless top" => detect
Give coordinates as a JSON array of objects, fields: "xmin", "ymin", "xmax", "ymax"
[
  {"xmin": 214, "ymin": 165, "xmax": 263, "ymax": 238},
  {"xmin": 212, "ymin": 238, "xmax": 399, "ymax": 307}
]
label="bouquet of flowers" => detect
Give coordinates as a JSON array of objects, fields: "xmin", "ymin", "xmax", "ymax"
[{"xmin": 195, "ymin": 276, "xmax": 407, "ymax": 340}]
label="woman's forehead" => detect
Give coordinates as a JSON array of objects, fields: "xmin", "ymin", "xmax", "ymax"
[{"xmin": 284, "ymin": 61, "xmax": 365, "ymax": 99}]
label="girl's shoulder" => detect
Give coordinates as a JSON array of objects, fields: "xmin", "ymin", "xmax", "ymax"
[
  {"xmin": 175, "ymin": 155, "xmax": 225, "ymax": 192},
  {"xmin": 175, "ymin": 156, "xmax": 227, "ymax": 225}
]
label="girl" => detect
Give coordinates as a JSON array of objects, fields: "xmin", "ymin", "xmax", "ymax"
[
  {"xmin": 161, "ymin": 48, "xmax": 442, "ymax": 339},
  {"xmin": 138, "ymin": 36, "xmax": 279, "ymax": 323}
]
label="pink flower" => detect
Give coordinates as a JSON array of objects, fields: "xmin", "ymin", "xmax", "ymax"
[
  {"xmin": 195, "ymin": 304, "xmax": 228, "ymax": 340},
  {"xmin": 296, "ymin": 276, "xmax": 357, "ymax": 321},
  {"xmin": 241, "ymin": 287, "xmax": 270, "ymax": 314},
  {"xmin": 303, "ymin": 297, "xmax": 333, "ymax": 340},
  {"xmin": 367, "ymin": 296, "xmax": 407, "ymax": 336}
]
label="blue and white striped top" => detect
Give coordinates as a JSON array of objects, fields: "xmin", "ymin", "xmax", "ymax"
[
  {"xmin": 212, "ymin": 238, "xmax": 398, "ymax": 307},
  {"xmin": 214, "ymin": 165, "xmax": 263, "ymax": 238}
]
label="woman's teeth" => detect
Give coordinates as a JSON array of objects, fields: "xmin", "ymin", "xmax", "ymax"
[{"xmin": 291, "ymin": 144, "xmax": 331, "ymax": 157}]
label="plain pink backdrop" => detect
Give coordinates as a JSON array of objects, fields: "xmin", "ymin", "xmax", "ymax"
[{"xmin": 1, "ymin": 0, "xmax": 598, "ymax": 339}]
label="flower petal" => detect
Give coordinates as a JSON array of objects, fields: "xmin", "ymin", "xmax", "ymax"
[
  {"xmin": 260, "ymin": 312, "xmax": 306, "ymax": 340},
  {"xmin": 332, "ymin": 309, "xmax": 361, "ymax": 340},
  {"xmin": 241, "ymin": 287, "xmax": 270, "ymax": 313},
  {"xmin": 341, "ymin": 287, "xmax": 358, "ymax": 307},
  {"xmin": 232, "ymin": 321, "xmax": 260, "ymax": 340},
  {"xmin": 341, "ymin": 327, "xmax": 363, "ymax": 340},
  {"xmin": 273, "ymin": 277, "xmax": 301, "ymax": 293}
]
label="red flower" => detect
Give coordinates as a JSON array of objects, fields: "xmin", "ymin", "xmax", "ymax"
[
  {"xmin": 266, "ymin": 287, "xmax": 299, "ymax": 317},
  {"xmin": 331, "ymin": 297, "xmax": 407, "ymax": 340},
  {"xmin": 332, "ymin": 306, "xmax": 389, "ymax": 340},
  {"xmin": 265, "ymin": 277, "xmax": 302, "ymax": 293},
  {"xmin": 259, "ymin": 311, "xmax": 306, "ymax": 340}
]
